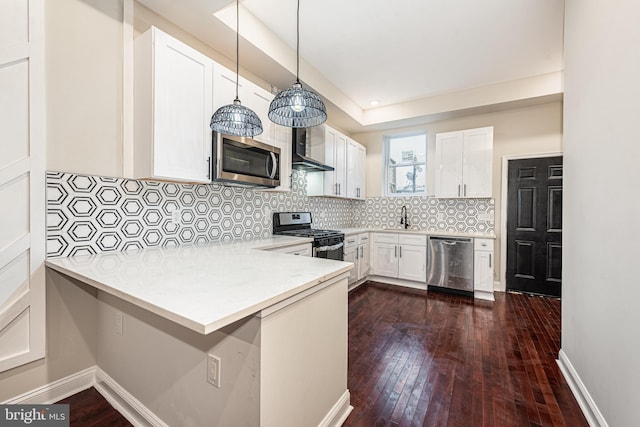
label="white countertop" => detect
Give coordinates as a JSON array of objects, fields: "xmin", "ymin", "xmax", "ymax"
[
  {"xmin": 340, "ymin": 227, "xmax": 496, "ymax": 239},
  {"xmin": 45, "ymin": 236, "xmax": 351, "ymax": 335}
]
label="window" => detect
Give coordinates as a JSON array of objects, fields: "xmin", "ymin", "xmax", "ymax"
[{"xmin": 384, "ymin": 132, "xmax": 427, "ymax": 196}]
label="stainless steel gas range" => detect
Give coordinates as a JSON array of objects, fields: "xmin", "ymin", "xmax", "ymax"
[{"xmin": 272, "ymin": 212, "xmax": 344, "ymax": 261}]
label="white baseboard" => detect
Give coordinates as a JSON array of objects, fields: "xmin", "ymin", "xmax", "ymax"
[
  {"xmin": 474, "ymin": 290, "xmax": 495, "ymax": 301},
  {"xmin": 318, "ymin": 389, "xmax": 352, "ymax": 427},
  {"xmin": 2, "ymin": 366, "xmax": 95, "ymax": 404},
  {"xmin": 94, "ymin": 368, "xmax": 167, "ymax": 427},
  {"xmin": 557, "ymin": 349, "xmax": 608, "ymax": 427},
  {"xmin": 368, "ymin": 276, "xmax": 427, "ymax": 291}
]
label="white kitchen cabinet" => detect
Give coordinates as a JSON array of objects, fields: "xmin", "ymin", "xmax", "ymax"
[
  {"xmin": 398, "ymin": 243, "xmax": 427, "ymax": 282},
  {"xmin": 474, "ymin": 238, "xmax": 494, "ymax": 301},
  {"xmin": 270, "ymin": 125, "xmax": 292, "ymax": 192},
  {"xmin": 344, "ymin": 235, "xmax": 359, "ymax": 285},
  {"xmin": 435, "ymin": 126, "xmax": 493, "ymax": 198},
  {"xmin": 134, "ymin": 27, "xmax": 213, "ymax": 183},
  {"xmin": 243, "ymin": 82, "xmax": 274, "ymax": 146},
  {"xmin": 371, "ymin": 233, "xmax": 427, "ymax": 283},
  {"xmin": 267, "ymin": 242, "xmax": 312, "ymax": 257},
  {"xmin": 347, "ymin": 139, "xmax": 366, "ymax": 199},
  {"xmin": 344, "ymin": 232, "xmax": 370, "ymax": 288},
  {"xmin": 307, "ymin": 125, "xmax": 365, "ymax": 199},
  {"xmin": 357, "ymin": 233, "xmax": 370, "ymax": 279}
]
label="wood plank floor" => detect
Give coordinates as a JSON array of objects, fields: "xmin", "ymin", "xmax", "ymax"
[
  {"xmin": 344, "ymin": 281, "xmax": 587, "ymax": 427},
  {"xmin": 56, "ymin": 387, "xmax": 131, "ymax": 426},
  {"xmin": 57, "ymin": 281, "xmax": 587, "ymax": 426}
]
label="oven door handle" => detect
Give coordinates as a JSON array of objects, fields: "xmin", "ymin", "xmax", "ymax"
[{"xmin": 315, "ymin": 242, "xmax": 344, "ymax": 253}]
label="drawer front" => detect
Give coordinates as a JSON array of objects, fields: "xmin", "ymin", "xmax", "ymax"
[
  {"xmin": 357, "ymin": 233, "xmax": 369, "ymax": 244},
  {"xmin": 270, "ymin": 243, "xmax": 312, "ymax": 256},
  {"xmin": 398, "ymin": 234, "xmax": 427, "ymax": 246},
  {"xmin": 372, "ymin": 233, "xmax": 399, "ymax": 244},
  {"xmin": 345, "ymin": 235, "xmax": 358, "ymax": 249},
  {"xmin": 474, "ymin": 238, "xmax": 494, "ymax": 251}
]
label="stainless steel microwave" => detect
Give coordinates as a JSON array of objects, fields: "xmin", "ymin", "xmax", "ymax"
[{"xmin": 213, "ymin": 133, "xmax": 280, "ymax": 188}]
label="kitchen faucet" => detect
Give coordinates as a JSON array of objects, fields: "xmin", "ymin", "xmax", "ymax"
[{"xmin": 400, "ymin": 205, "xmax": 410, "ymax": 229}]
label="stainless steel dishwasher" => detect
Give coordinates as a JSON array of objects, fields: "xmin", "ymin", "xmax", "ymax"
[{"xmin": 427, "ymin": 236, "xmax": 474, "ymax": 296}]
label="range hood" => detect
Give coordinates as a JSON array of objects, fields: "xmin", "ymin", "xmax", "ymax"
[{"xmin": 291, "ymin": 128, "xmax": 334, "ymax": 172}]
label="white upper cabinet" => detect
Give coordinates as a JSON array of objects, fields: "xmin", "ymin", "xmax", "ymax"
[
  {"xmin": 347, "ymin": 139, "xmax": 366, "ymax": 199},
  {"xmin": 134, "ymin": 27, "xmax": 213, "ymax": 183},
  {"xmin": 434, "ymin": 126, "xmax": 493, "ymax": 198},
  {"xmin": 243, "ymin": 82, "xmax": 274, "ymax": 146},
  {"xmin": 306, "ymin": 125, "xmax": 365, "ymax": 199},
  {"xmin": 212, "ymin": 62, "xmax": 246, "ymax": 114}
]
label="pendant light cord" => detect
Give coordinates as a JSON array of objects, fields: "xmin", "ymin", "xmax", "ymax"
[
  {"xmin": 296, "ymin": 0, "xmax": 300, "ymax": 84},
  {"xmin": 235, "ymin": 0, "xmax": 240, "ymax": 100}
]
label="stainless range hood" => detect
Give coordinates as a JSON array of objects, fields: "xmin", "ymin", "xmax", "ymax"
[{"xmin": 291, "ymin": 128, "xmax": 334, "ymax": 172}]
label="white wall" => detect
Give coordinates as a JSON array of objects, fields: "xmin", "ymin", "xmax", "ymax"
[
  {"xmin": 46, "ymin": 0, "xmax": 123, "ymax": 177},
  {"xmin": 353, "ymin": 101, "xmax": 563, "ymax": 284},
  {"xmin": 562, "ymin": 0, "xmax": 640, "ymax": 425},
  {"xmin": 0, "ymin": 271, "xmax": 98, "ymax": 402}
]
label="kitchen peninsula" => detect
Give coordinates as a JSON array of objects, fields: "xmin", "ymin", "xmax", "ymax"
[{"xmin": 45, "ymin": 236, "xmax": 353, "ymax": 427}]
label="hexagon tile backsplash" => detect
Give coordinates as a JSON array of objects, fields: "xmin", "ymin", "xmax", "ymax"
[{"xmin": 46, "ymin": 171, "xmax": 494, "ymax": 257}]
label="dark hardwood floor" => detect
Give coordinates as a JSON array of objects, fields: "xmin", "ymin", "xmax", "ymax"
[
  {"xmin": 57, "ymin": 281, "xmax": 587, "ymax": 426},
  {"xmin": 345, "ymin": 281, "xmax": 587, "ymax": 427},
  {"xmin": 56, "ymin": 387, "xmax": 131, "ymax": 426}
]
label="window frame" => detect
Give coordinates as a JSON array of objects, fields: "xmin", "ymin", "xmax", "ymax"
[{"xmin": 383, "ymin": 131, "xmax": 428, "ymax": 197}]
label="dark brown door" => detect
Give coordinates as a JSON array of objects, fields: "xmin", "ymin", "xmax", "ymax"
[{"xmin": 506, "ymin": 156, "xmax": 563, "ymax": 297}]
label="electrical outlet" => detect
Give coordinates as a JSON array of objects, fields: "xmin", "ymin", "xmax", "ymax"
[
  {"xmin": 207, "ymin": 354, "xmax": 221, "ymax": 388},
  {"xmin": 437, "ymin": 213, "xmax": 445, "ymax": 221},
  {"xmin": 477, "ymin": 213, "xmax": 493, "ymax": 221},
  {"xmin": 171, "ymin": 209, "xmax": 181, "ymax": 225},
  {"xmin": 115, "ymin": 312, "xmax": 124, "ymax": 336}
]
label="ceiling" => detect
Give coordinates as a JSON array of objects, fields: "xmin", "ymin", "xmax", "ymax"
[{"xmin": 136, "ymin": 0, "xmax": 565, "ymax": 133}]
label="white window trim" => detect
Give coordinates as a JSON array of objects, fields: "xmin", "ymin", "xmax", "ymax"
[{"xmin": 383, "ymin": 131, "xmax": 428, "ymax": 197}]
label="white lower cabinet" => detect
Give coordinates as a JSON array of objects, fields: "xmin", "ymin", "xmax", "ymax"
[
  {"xmin": 344, "ymin": 233, "xmax": 370, "ymax": 288},
  {"xmin": 265, "ymin": 242, "xmax": 312, "ymax": 257},
  {"xmin": 371, "ymin": 233, "xmax": 427, "ymax": 283},
  {"xmin": 473, "ymin": 238, "xmax": 494, "ymax": 301}
]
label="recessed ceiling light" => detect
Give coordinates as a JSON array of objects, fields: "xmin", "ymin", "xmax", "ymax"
[{"xmin": 369, "ymin": 100, "xmax": 380, "ymax": 106}]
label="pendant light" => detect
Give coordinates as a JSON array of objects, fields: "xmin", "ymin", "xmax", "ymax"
[
  {"xmin": 268, "ymin": 0, "xmax": 327, "ymax": 128},
  {"xmin": 210, "ymin": 0, "xmax": 263, "ymax": 137}
]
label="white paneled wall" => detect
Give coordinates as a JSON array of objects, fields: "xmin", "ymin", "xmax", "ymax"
[{"xmin": 0, "ymin": 0, "xmax": 45, "ymax": 373}]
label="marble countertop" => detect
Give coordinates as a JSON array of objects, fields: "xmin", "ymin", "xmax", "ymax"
[
  {"xmin": 340, "ymin": 227, "xmax": 496, "ymax": 239},
  {"xmin": 45, "ymin": 236, "xmax": 351, "ymax": 335}
]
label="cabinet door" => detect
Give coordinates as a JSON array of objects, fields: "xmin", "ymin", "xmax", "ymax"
[
  {"xmin": 462, "ymin": 127, "xmax": 493, "ymax": 197},
  {"xmin": 346, "ymin": 139, "xmax": 358, "ymax": 198},
  {"xmin": 273, "ymin": 125, "xmax": 291, "ymax": 191},
  {"xmin": 356, "ymin": 143, "xmax": 366, "ymax": 199},
  {"xmin": 435, "ymin": 131, "xmax": 464, "ymax": 198},
  {"xmin": 358, "ymin": 242, "xmax": 371, "ymax": 280},
  {"xmin": 323, "ymin": 126, "xmax": 338, "ymax": 196},
  {"xmin": 398, "ymin": 245, "xmax": 427, "ymax": 282},
  {"xmin": 153, "ymin": 29, "xmax": 213, "ymax": 183},
  {"xmin": 334, "ymin": 133, "xmax": 347, "ymax": 197},
  {"xmin": 244, "ymin": 83, "xmax": 274, "ymax": 145},
  {"xmin": 474, "ymin": 250, "xmax": 494, "ymax": 293},
  {"xmin": 212, "ymin": 63, "xmax": 247, "ymax": 113},
  {"xmin": 371, "ymin": 242, "xmax": 398, "ymax": 277},
  {"xmin": 344, "ymin": 247, "xmax": 358, "ymax": 285}
]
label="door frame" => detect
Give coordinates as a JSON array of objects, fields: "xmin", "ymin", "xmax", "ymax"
[{"xmin": 499, "ymin": 152, "xmax": 563, "ymax": 291}]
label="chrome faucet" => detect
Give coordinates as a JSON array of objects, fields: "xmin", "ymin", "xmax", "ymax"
[{"xmin": 400, "ymin": 205, "xmax": 410, "ymax": 229}]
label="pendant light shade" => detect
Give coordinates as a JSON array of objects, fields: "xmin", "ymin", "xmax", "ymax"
[
  {"xmin": 210, "ymin": 99, "xmax": 263, "ymax": 137},
  {"xmin": 268, "ymin": 0, "xmax": 327, "ymax": 128},
  {"xmin": 210, "ymin": 0, "xmax": 263, "ymax": 137}
]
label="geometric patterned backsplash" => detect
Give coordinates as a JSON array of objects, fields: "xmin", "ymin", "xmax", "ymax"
[
  {"xmin": 352, "ymin": 196, "xmax": 494, "ymax": 234},
  {"xmin": 46, "ymin": 171, "xmax": 494, "ymax": 258},
  {"xmin": 46, "ymin": 170, "xmax": 357, "ymax": 258}
]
